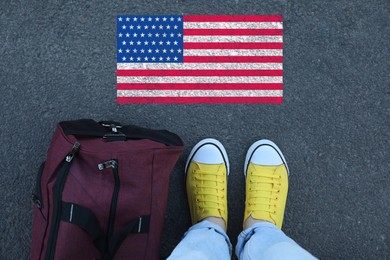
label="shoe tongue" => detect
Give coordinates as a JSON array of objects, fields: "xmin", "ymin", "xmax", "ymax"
[
  {"xmin": 194, "ymin": 162, "xmax": 224, "ymax": 172},
  {"xmin": 252, "ymin": 164, "xmax": 280, "ymax": 172}
]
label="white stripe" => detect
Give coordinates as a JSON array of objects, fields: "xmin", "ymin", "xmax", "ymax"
[
  {"xmin": 69, "ymin": 204, "xmax": 74, "ymax": 222},
  {"xmin": 184, "ymin": 22, "xmax": 283, "ymax": 29},
  {"xmin": 184, "ymin": 49, "xmax": 282, "ymax": 56},
  {"xmin": 184, "ymin": 36, "xmax": 283, "ymax": 42},
  {"xmin": 117, "ymin": 76, "xmax": 283, "ymax": 84},
  {"xmin": 117, "ymin": 63, "xmax": 283, "ymax": 70},
  {"xmin": 117, "ymin": 90, "xmax": 282, "ymax": 97}
]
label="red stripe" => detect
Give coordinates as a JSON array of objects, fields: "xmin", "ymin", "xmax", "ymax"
[
  {"xmin": 117, "ymin": 83, "xmax": 283, "ymax": 90},
  {"xmin": 118, "ymin": 96, "xmax": 283, "ymax": 104},
  {"xmin": 117, "ymin": 70, "xmax": 283, "ymax": 77},
  {"xmin": 183, "ymin": 15, "xmax": 283, "ymax": 22},
  {"xmin": 184, "ymin": 56, "xmax": 283, "ymax": 63},
  {"xmin": 184, "ymin": 29, "xmax": 283, "ymax": 36},
  {"xmin": 184, "ymin": 42, "xmax": 283, "ymax": 49}
]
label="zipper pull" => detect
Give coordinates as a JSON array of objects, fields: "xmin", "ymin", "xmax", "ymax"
[
  {"xmin": 66, "ymin": 142, "xmax": 80, "ymax": 162},
  {"xmin": 98, "ymin": 160, "xmax": 117, "ymax": 171}
]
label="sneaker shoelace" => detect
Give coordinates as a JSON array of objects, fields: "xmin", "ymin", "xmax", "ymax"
[
  {"xmin": 248, "ymin": 169, "xmax": 281, "ymax": 214},
  {"xmin": 193, "ymin": 168, "xmax": 226, "ymax": 212}
]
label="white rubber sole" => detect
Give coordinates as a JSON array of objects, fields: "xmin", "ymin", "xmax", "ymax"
[
  {"xmin": 185, "ymin": 138, "xmax": 230, "ymax": 176},
  {"xmin": 244, "ymin": 139, "xmax": 289, "ymax": 176}
]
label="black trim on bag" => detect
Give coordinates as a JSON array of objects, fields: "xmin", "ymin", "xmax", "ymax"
[
  {"xmin": 61, "ymin": 202, "xmax": 106, "ymax": 253},
  {"xmin": 44, "ymin": 142, "xmax": 80, "ymax": 260},
  {"xmin": 107, "ymin": 215, "xmax": 150, "ymax": 259},
  {"xmin": 59, "ymin": 119, "xmax": 183, "ymax": 146},
  {"xmin": 103, "ymin": 160, "xmax": 120, "ymax": 259}
]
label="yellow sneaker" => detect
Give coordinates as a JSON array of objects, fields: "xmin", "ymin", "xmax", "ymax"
[
  {"xmin": 185, "ymin": 138, "xmax": 229, "ymax": 227},
  {"xmin": 244, "ymin": 140, "xmax": 289, "ymax": 229}
]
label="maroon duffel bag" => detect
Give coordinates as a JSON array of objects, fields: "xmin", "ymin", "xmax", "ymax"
[{"xmin": 31, "ymin": 119, "xmax": 184, "ymax": 260}]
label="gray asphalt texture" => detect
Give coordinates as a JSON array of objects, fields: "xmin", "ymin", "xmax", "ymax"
[{"xmin": 1, "ymin": 0, "xmax": 389, "ymax": 259}]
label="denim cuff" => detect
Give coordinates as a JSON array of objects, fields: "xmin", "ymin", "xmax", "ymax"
[
  {"xmin": 236, "ymin": 221, "xmax": 279, "ymax": 257},
  {"xmin": 186, "ymin": 220, "xmax": 233, "ymax": 257}
]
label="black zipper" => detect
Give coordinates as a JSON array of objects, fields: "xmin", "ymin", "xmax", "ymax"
[
  {"xmin": 45, "ymin": 142, "xmax": 80, "ymax": 260},
  {"xmin": 98, "ymin": 159, "xmax": 120, "ymax": 259}
]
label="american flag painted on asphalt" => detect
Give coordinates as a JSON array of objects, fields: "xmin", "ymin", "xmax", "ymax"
[{"xmin": 116, "ymin": 15, "xmax": 283, "ymax": 104}]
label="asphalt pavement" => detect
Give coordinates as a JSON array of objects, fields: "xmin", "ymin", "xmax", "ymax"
[{"xmin": 0, "ymin": 0, "xmax": 389, "ymax": 259}]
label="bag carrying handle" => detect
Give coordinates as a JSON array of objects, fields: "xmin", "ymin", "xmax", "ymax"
[
  {"xmin": 61, "ymin": 201, "xmax": 150, "ymax": 259},
  {"xmin": 59, "ymin": 119, "xmax": 183, "ymax": 146}
]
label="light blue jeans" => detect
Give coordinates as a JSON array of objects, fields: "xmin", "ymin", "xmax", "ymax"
[{"xmin": 168, "ymin": 220, "xmax": 317, "ymax": 260}]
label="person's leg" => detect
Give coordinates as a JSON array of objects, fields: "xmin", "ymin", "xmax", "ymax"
[
  {"xmin": 168, "ymin": 139, "xmax": 231, "ymax": 260},
  {"xmin": 236, "ymin": 140, "xmax": 316, "ymax": 259}
]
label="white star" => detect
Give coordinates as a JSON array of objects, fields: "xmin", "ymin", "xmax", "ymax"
[
  {"xmin": 166, "ymin": 25, "xmax": 170, "ymax": 29},
  {"xmin": 122, "ymin": 56, "xmax": 126, "ymax": 61},
  {"xmin": 177, "ymin": 49, "xmax": 182, "ymax": 53},
  {"xmin": 126, "ymin": 17, "xmax": 131, "ymax": 22},
  {"xmin": 140, "ymin": 17, "xmax": 145, "ymax": 21},
  {"xmin": 174, "ymin": 56, "xmax": 178, "ymax": 61},
  {"xmin": 118, "ymin": 17, "xmax": 123, "ymax": 22},
  {"xmin": 152, "ymin": 56, "xmax": 156, "ymax": 61},
  {"xmin": 155, "ymin": 17, "xmax": 160, "ymax": 21},
  {"xmin": 162, "ymin": 49, "xmax": 167, "ymax": 53},
  {"xmin": 162, "ymin": 33, "xmax": 167, "ymax": 37},
  {"xmin": 177, "ymin": 33, "xmax": 182, "ymax": 37},
  {"xmin": 155, "ymin": 49, "xmax": 160, "ymax": 53},
  {"xmin": 155, "ymin": 33, "xmax": 160, "ymax": 37},
  {"xmin": 148, "ymin": 33, "xmax": 152, "ymax": 37},
  {"xmin": 151, "ymin": 25, "xmax": 156, "ymax": 29},
  {"xmin": 159, "ymin": 57, "xmax": 163, "ymax": 61},
  {"xmin": 174, "ymin": 25, "xmax": 178, "ymax": 29},
  {"xmin": 137, "ymin": 57, "xmax": 141, "ymax": 61},
  {"xmin": 137, "ymin": 41, "xmax": 141, "ymax": 45},
  {"xmin": 148, "ymin": 17, "xmax": 152, "ymax": 21},
  {"xmin": 129, "ymin": 25, "xmax": 134, "ymax": 29},
  {"xmin": 144, "ymin": 57, "xmax": 148, "ymax": 61},
  {"xmin": 148, "ymin": 49, "xmax": 152, "ymax": 53},
  {"xmin": 133, "ymin": 17, "xmax": 138, "ymax": 21},
  {"xmin": 159, "ymin": 25, "xmax": 163, "ymax": 29},
  {"xmin": 166, "ymin": 57, "xmax": 171, "ymax": 61},
  {"xmin": 170, "ymin": 33, "xmax": 174, "ymax": 37},
  {"xmin": 122, "ymin": 25, "xmax": 126, "ymax": 29},
  {"xmin": 118, "ymin": 33, "xmax": 123, "ymax": 37},
  {"xmin": 166, "ymin": 41, "xmax": 171, "ymax": 45},
  {"xmin": 159, "ymin": 41, "xmax": 163, "ymax": 45},
  {"xmin": 126, "ymin": 49, "xmax": 130, "ymax": 53},
  {"xmin": 170, "ymin": 17, "xmax": 175, "ymax": 21},
  {"xmin": 144, "ymin": 25, "xmax": 149, "ymax": 29},
  {"xmin": 144, "ymin": 41, "xmax": 149, "ymax": 45},
  {"xmin": 174, "ymin": 41, "xmax": 178, "ymax": 45},
  {"xmin": 177, "ymin": 17, "xmax": 182, "ymax": 21},
  {"xmin": 163, "ymin": 17, "xmax": 167, "ymax": 21},
  {"xmin": 122, "ymin": 41, "xmax": 126, "ymax": 45},
  {"xmin": 140, "ymin": 49, "xmax": 145, "ymax": 53},
  {"xmin": 118, "ymin": 48, "xmax": 123, "ymax": 53},
  {"xmin": 129, "ymin": 41, "xmax": 134, "ymax": 45},
  {"xmin": 170, "ymin": 48, "xmax": 174, "ymax": 53},
  {"xmin": 137, "ymin": 25, "xmax": 141, "ymax": 30},
  {"xmin": 129, "ymin": 56, "xmax": 134, "ymax": 61},
  {"xmin": 133, "ymin": 33, "xmax": 137, "ymax": 37},
  {"xmin": 126, "ymin": 33, "xmax": 130, "ymax": 37},
  {"xmin": 133, "ymin": 48, "xmax": 137, "ymax": 53},
  {"xmin": 140, "ymin": 33, "xmax": 145, "ymax": 37},
  {"xmin": 151, "ymin": 41, "xmax": 156, "ymax": 45}
]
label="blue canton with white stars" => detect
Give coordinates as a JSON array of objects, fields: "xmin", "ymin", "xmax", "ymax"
[{"xmin": 117, "ymin": 15, "xmax": 184, "ymax": 63}]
